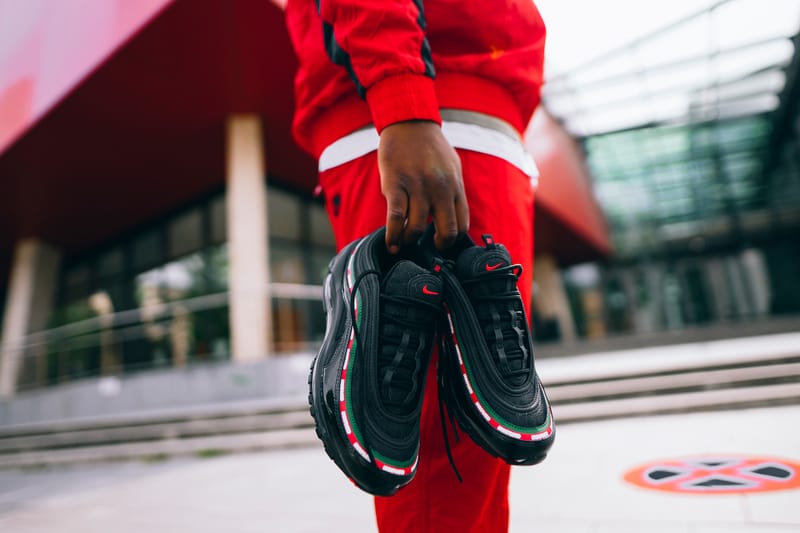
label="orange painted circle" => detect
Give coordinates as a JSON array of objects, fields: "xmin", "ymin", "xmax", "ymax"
[{"xmin": 623, "ymin": 456, "xmax": 800, "ymax": 494}]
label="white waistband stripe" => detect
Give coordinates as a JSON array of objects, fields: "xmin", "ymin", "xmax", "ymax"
[
  {"xmin": 442, "ymin": 122, "xmax": 538, "ymax": 179},
  {"xmin": 318, "ymin": 128, "xmax": 380, "ymax": 173},
  {"xmin": 318, "ymin": 122, "xmax": 539, "ymax": 181}
]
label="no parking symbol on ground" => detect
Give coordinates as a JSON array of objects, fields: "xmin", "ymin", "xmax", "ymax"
[{"xmin": 623, "ymin": 456, "xmax": 800, "ymax": 494}]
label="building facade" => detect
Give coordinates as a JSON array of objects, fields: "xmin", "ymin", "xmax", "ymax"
[{"xmin": 0, "ymin": 0, "xmax": 609, "ymax": 399}]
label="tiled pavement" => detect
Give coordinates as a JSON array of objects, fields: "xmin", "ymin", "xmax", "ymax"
[{"xmin": 0, "ymin": 403, "xmax": 797, "ymax": 532}]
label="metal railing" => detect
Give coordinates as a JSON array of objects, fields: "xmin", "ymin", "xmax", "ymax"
[{"xmin": 5, "ymin": 283, "xmax": 324, "ymax": 393}]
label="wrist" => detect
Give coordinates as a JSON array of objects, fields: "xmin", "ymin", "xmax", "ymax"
[{"xmin": 366, "ymin": 74, "xmax": 441, "ymax": 133}]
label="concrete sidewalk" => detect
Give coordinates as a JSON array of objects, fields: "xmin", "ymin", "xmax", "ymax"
[{"xmin": 0, "ymin": 404, "xmax": 798, "ymax": 532}]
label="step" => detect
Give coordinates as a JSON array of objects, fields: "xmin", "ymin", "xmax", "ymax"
[
  {"xmin": 538, "ymin": 331, "xmax": 800, "ymax": 384},
  {"xmin": 0, "ymin": 396, "xmax": 309, "ymax": 438},
  {"xmin": 553, "ymin": 382, "xmax": 800, "ymax": 423},
  {"xmin": 2, "ymin": 332, "xmax": 799, "ymax": 468},
  {"xmin": 547, "ymin": 361, "xmax": 800, "ymax": 403},
  {"xmin": 2, "ymin": 383, "xmax": 797, "ymax": 470},
  {"xmin": 0, "ymin": 410, "xmax": 314, "ymax": 454},
  {"xmin": 0, "ymin": 427, "xmax": 318, "ymax": 469}
]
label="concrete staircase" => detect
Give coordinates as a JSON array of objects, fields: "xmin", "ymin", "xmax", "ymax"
[{"xmin": 1, "ymin": 332, "xmax": 798, "ymax": 469}]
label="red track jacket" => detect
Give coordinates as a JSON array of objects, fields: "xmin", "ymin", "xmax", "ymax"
[{"xmin": 286, "ymin": 0, "xmax": 547, "ymax": 159}]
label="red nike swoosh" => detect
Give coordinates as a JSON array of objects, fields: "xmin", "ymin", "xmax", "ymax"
[
  {"xmin": 422, "ymin": 285, "xmax": 439, "ymax": 296},
  {"xmin": 485, "ymin": 262, "xmax": 504, "ymax": 271}
]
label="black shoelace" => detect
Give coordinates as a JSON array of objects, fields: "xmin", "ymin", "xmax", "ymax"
[
  {"xmin": 459, "ymin": 264, "xmax": 532, "ymax": 380},
  {"xmin": 437, "ymin": 338, "xmax": 464, "ymax": 483}
]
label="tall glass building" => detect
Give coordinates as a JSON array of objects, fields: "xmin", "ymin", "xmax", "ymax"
[{"xmin": 538, "ymin": 0, "xmax": 800, "ymax": 340}]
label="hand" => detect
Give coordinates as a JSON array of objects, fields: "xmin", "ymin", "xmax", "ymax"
[{"xmin": 378, "ymin": 120, "xmax": 469, "ymax": 253}]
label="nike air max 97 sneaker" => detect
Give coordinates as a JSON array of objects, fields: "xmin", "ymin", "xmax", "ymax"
[
  {"xmin": 309, "ymin": 227, "xmax": 443, "ymax": 495},
  {"xmin": 437, "ymin": 233, "xmax": 555, "ymax": 465}
]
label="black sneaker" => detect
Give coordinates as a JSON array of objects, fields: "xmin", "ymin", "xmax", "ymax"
[
  {"xmin": 437, "ymin": 233, "xmax": 555, "ymax": 465},
  {"xmin": 309, "ymin": 227, "xmax": 443, "ymax": 495}
]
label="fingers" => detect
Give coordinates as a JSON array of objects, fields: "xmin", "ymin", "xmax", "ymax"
[
  {"xmin": 434, "ymin": 167, "xmax": 469, "ymax": 250},
  {"xmin": 385, "ymin": 184, "xmax": 466, "ymax": 253},
  {"xmin": 386, "ymin": 179, "xmax": 469, "ymax": 252},
  {"xmin": 455, "ymin": 191, "xmax": 470, "ymax": 237},
  {"xmin": 377, "ymin": 121, "xmax": 469, "ymax": 253},
  {"xmin": 453, "ymin": 152, "xmax": 468, "ymax": 235},
  {"xmin": 432, "ymin": 195, "xmax": 459, "ymax": 251},
  {"xmin": 402, "ymin": 187, "xmax": 429, "ymax": 245},
  {"xmin": 384, "ymin": 189, "xmax": 408, "ymax": 254}
]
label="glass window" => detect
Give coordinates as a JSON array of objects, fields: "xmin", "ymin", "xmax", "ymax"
[
  {"xmin": 270, "ymin": 242, "xmax": 306, "ymax": 284},
  {"xmin": 168, "ymin": 208, "xmax": 203, "ymax": 259},
  {"xmin": 205, "ymin": 243, "xmax": 229, "ymax": 292},
  {"xmin": 309, "ymin": 203, "xmax": 335, "ymax": 247},
  {"xmin": 97, "ymin": 247, "xmax": 124, "ymax": 277},
  {"xmin": 135, "ymin": 252, "xmax": 212, "ymax": 305},
  {"xmin": 209, "ymin": 195, "xmax": 226, "ymax": 244},
  {"xmin": 45, "ymin": 193, "xmax": 237, "ymax": 388},
  {"xmin": 132, "ymin": 229, "xmax": 163, "ymax": 271},
  {"xmin": 310, "ymin": 249, "xmax": 335, "ymax": 285},
  {"xmin": 267, "ymin": 187, "xmax": 301, "ymax": 241},
  {"xmin": 62, "ymin": 263, "xmax": 91, "ymax": 302}
]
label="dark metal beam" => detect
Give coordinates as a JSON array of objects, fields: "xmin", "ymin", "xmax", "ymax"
[
  {"xmin": 545, "ymin": 35, "xmax": 791, "ymax": 94},
  {"xmin": 546, "ymin": 0, "xmax": 736, "ymax": 83},
  {"xmin": 761, "ymin": 32, "xmax": 800, "ymax": 193}
]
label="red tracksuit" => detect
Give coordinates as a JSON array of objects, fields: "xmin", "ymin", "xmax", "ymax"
[{"xmin": 286, "ymin": 1, "xmax": 546, "ymax": 531}]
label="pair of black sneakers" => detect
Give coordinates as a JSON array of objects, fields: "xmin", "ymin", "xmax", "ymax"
[{"xmin": 308, "ymin": 226, "xmax": 555, "ymax": 496}]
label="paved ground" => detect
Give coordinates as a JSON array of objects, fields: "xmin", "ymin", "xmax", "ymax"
[{"xmin": 0, "ymin": 404, "xmax": 798, "ymax": 532}]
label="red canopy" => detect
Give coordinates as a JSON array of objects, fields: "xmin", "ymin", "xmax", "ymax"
[
  {"xmin": 0, "ymin": 0, "xmax": 608, "ymax": 280},
  {"xmin": 527, "ymin": 110, "xmax": 611, "ymax": 264}
]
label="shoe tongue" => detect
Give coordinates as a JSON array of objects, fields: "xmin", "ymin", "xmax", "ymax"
[
  {"xmin": 382, "ymin": 261, "xmax": 443, "ymax": 303},
  {"xmin": 454, "ymin": 245, "xmax": 511, "ymax": 280}
]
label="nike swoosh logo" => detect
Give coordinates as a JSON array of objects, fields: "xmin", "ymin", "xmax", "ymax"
[
  {"xmin": 485, "ymin": 262, "xmax": 504, "ymax": 271},
  {"xmin": 422, "ymin": 285, "xmax": 440, "ymax": 296}
]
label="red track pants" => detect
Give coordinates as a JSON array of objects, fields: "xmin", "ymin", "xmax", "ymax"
[{"xmin": 319, "ymin": 148, "xmax": 535, "ymax": 533}]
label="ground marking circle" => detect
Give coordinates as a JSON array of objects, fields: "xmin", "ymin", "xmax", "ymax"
[{"xmin": 623, "ymin": 455, "xmax": 800, "ymax": 494}]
